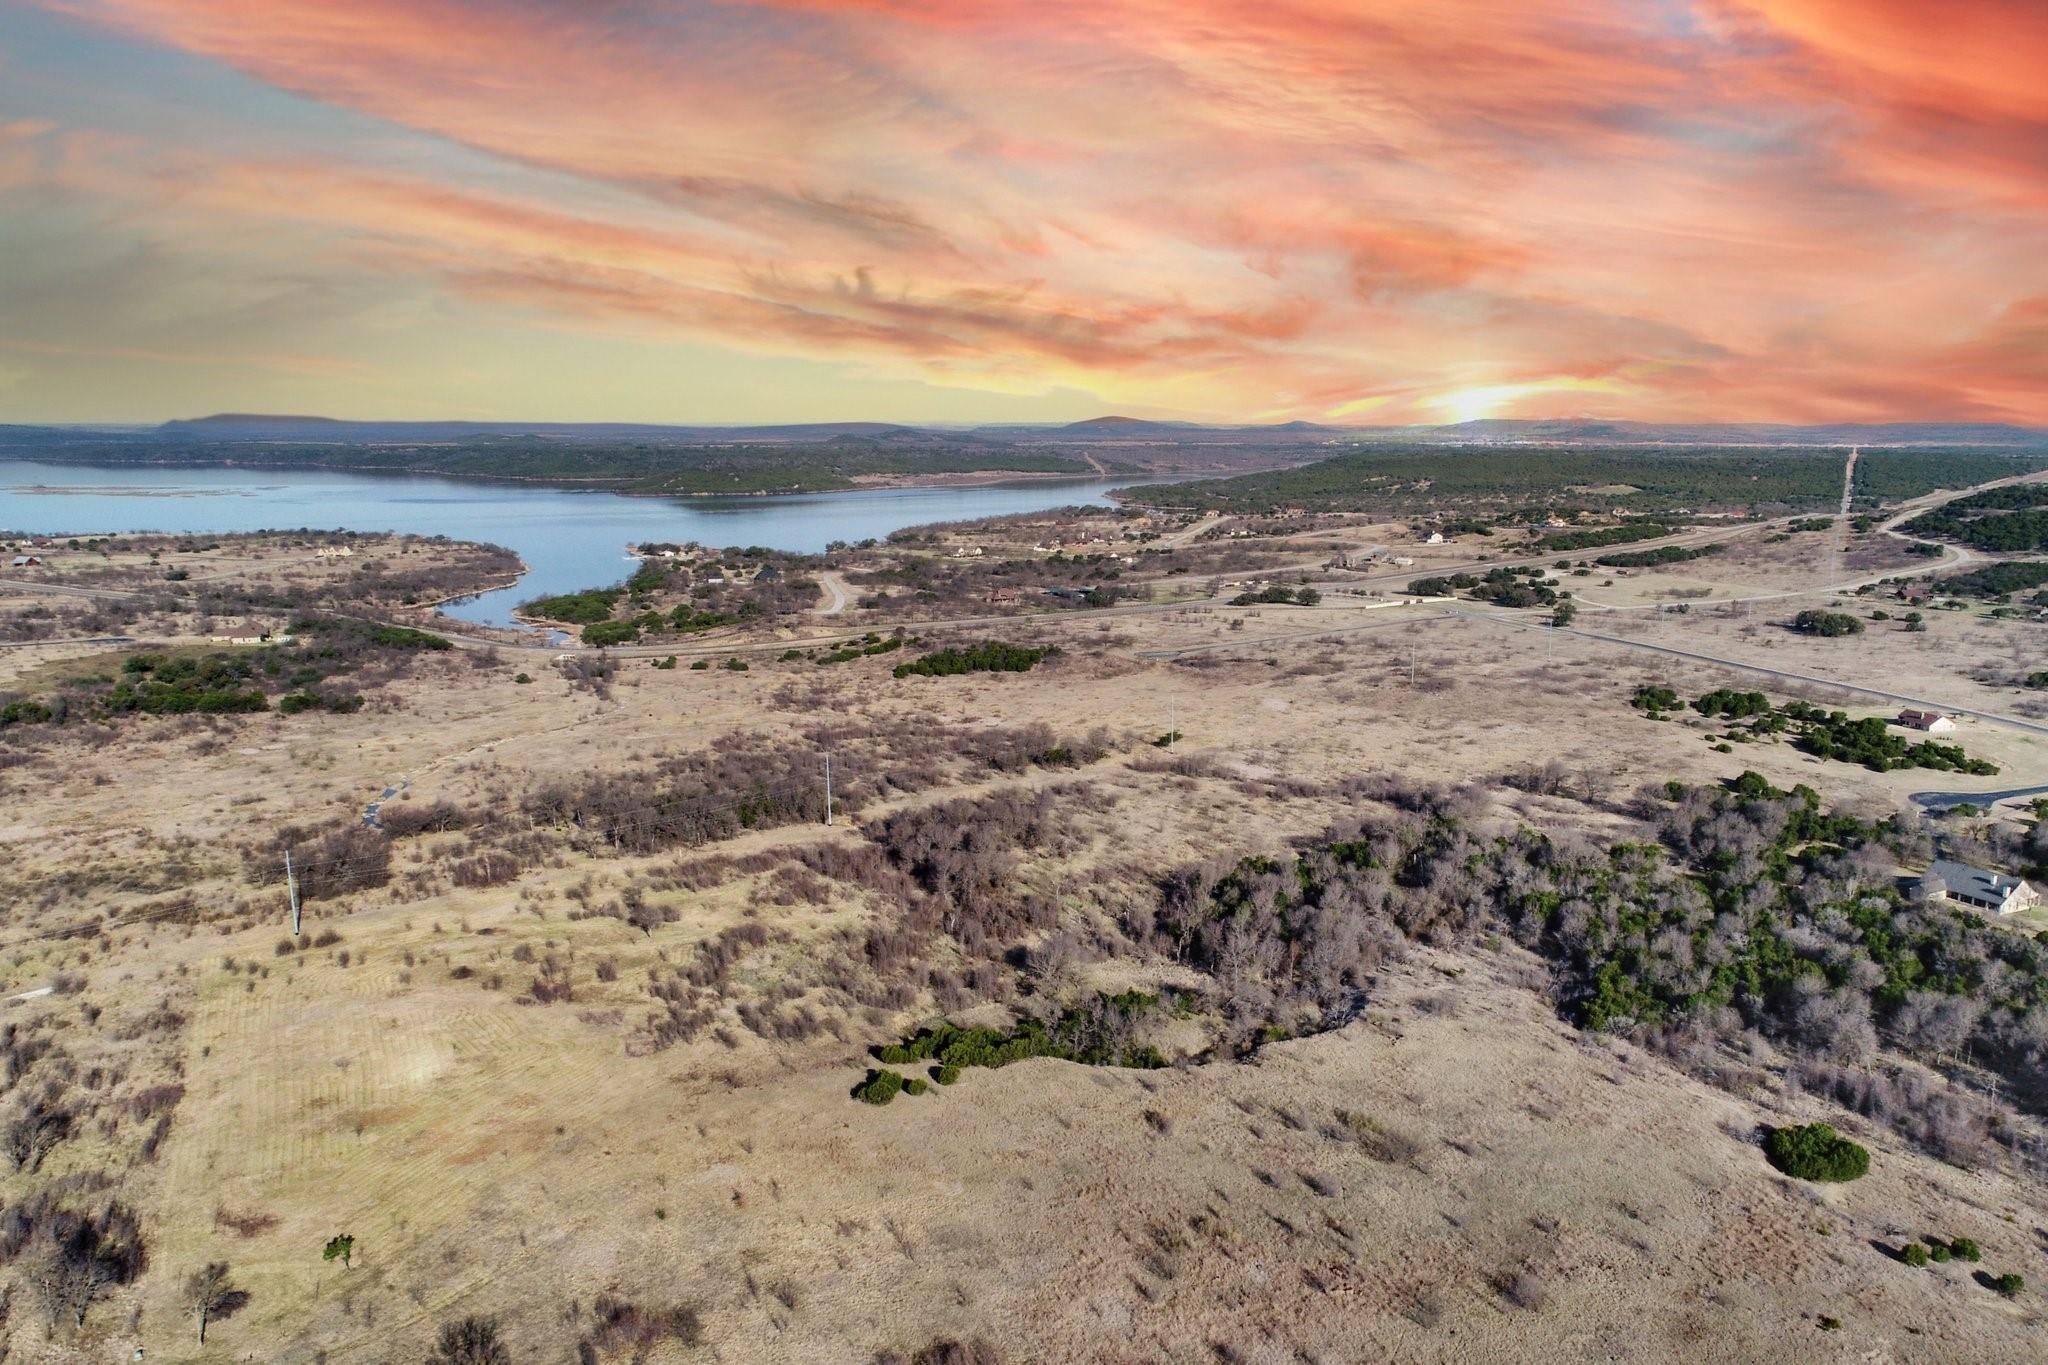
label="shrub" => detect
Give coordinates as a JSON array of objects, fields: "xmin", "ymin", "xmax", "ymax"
[
  {"xmin": 1791, "ymin": 609, "xmax": 1864, "ymax": 637},
  {"xmin": 578, "ymin": 1294, "xmax": 702, "ymax": 1358},
  {"xmin": 582, "ymin": 619, "xmax": 639, "ymax": 647},
  {"xmin": 690, "ymin": 659, "xmax": 709, "ymax": 670},
  {"xmin": 428, "ymin": 1314, "xmax": 511, "ymax": 1364},
  {"xmin": 1991, "ymin": 1273, "xmax": 2024, "ymax": 1297},
  {"xmin": 1631, "ymin": 685, "xmax": 1679, "ymax": 714},
  {"xmin": 903, "ymin": 1077, "xmax": 929, "ymax": 1096},
  {"xmin": 1928, "ymin": 1241, "xmax": 1951, "ymax": 1262},
  {"xmin": 853, "ymin": 1070, "xmax": 904, "ymax": 1105},
  {"xmin": 933, "ymin": 1065, "xmax": 960, "ymax": 1085},
  {"xmin": 1902, "ymin": 1243, "xmax": 1930, "ymax": 1267},
  {"xmin": 1765, "ymin": 1123, "xmax": 1869, "ymax": 1182},
  {"xmin": 1228, "ymin": 584, "xmax": 1318, "ymax": 607},
  {"xmin": 522, "ymin": 589, "xmax": 620, "ymax": 624},
  {"xmin": 1951, "ymin": 1237, "xmax": 1981, "ymax": 1262},
  {"xmin": 893, "ymin": 641, "xmax": 1055, "ymax": 678}
]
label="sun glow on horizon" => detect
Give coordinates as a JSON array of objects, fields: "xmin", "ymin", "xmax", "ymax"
[{"xmin": 1428, "ymin": 377, "xmax": 1634, "ymax": 425}]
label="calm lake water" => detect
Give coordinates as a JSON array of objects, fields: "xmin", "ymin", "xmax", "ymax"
[{"xmin": 0, "ymin": 459, "xmax": 1149, "ymax": 626}]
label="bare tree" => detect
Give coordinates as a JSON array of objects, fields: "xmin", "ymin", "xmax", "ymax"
[
  {"xmin": 15, "ymin": 1202, "xmax": 144, "ymax": 1333},
  {"xmin": 428, "ymin": 1315, "xmax": 512, "ymax": 1365},
  {"xmin": 2, "ymin": 1091, "xmax": 75, "ymax": 1174},
  {"xmin": 183, "ymin": 1261, "xmax": 237, "ymax": 1344}
]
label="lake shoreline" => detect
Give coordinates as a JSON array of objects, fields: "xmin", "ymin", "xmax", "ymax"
[
  {"xmin": 4, "ymin": 453, "xmax": 1137, "ymax": 499},
  {"xmin": 1, "ymin": 457, "xmax": 1155, "ymax": 629}
]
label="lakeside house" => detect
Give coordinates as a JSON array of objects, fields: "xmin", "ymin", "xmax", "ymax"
[
  {"xmin": 1920, "ymin": 860, "xmax": 2040, "ymax": 916},
  {"xmin": 1896, "ymin": 709, "xmax": 1957, "ymax": 733}
]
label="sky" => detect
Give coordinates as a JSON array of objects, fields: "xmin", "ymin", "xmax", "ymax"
[{"xmin": 0, "ymin": 0, "xmax": 2043, "ymax": 426}]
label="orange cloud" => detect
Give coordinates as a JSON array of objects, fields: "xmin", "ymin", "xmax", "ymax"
[{"xmin": 12, "ymin": 0, "xmax": 2048, "ymax": 422}]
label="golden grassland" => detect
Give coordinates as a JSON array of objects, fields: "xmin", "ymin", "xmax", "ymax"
[{"xmin": 0, "ymin": 523, "xmax": 2044, "ymax": 1361}]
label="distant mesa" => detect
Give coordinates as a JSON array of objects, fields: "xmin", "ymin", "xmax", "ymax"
[{"xmin": 1059, "ymin": 415, "xmax": 1195, "ymax": 434}]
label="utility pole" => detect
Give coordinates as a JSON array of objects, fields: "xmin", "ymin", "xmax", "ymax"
[
  {"xmin": 285, "ymin": 850, "xmax": 302, "ymax": 937},
  {"xmin": 823, "ymin": 754, "xmax": 834, "ymax": 827}
]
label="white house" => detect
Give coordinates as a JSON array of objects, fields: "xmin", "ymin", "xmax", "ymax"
[
  {"xmin": 1921, "ymin": 860, "xmax": 2040, "ymax": 916},
  {"xmin": 1424, "ymin": 531, "xmax": 1445, "ymax": 545},
  {"xmin": 1896, "ymin": 709, "xmax": 1957, "ymax": 734}
]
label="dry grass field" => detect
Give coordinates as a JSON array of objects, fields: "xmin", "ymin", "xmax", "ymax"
[{"xmin": 0, "ymin": 523, "xmax": 2044, "ymax": 1362}]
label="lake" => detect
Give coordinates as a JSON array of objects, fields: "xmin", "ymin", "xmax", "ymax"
[{"xmin": 0, "ymin": 459, "xmax": 1152, "ymax": 626}]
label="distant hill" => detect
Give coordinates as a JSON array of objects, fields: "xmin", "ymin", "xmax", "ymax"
[
  {"xmin": 1058, "ymin": 416, "xmax": 1199, "ymax": 435},
  {"xmin": 158, "ymin": 415, "xmax": 933, "ymax": 445},
  {"xmin": 130, "ymin": 414, "xmax": 2048, "ymax": 449},
  {"xmin": 1372, "ymin": 419, "xmax": 2048, "ymax": 448}
]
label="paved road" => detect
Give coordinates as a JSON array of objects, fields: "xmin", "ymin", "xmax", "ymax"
[{"xmin": 1909, "ymin": 785, "xmax": 2048, "ymax": 813}]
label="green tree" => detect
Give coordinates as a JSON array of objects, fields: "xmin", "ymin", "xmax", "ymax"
[
  {"xmin": 1791, "ymin": 609, "xmax": 1864, "ymax": 637},
  {"xmin": 1764, "ymin": 1123, "xmax": 1869, "ymax": 1182},
  {"xmin": 323, "ymin": 1233, "xmax": 354, "ymax": 1270}
]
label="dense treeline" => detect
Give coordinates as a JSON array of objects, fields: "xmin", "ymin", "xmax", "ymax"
[
  {"xmin": 1933, "ymin": 561, "xmax": 2048, "ymax": 601},
  {"xmin": 2, "ymin": 434, "xmax": 1091, "ymax": 496},
  {"xmin": 1852, "ymin": 449, "xmax": 2048, "ymax": 503},
  {"xmin": 1532, "ymin": 521, "xmax": 1675, "ymax": 552},
  {"xmin": 1125, "ymin": 774, "xmax": 2046, "ymax": 1168},
  {"xmin": 1596, "ymin": 543, "xmax": 1722, "ymax": 568},
  {"xmin": 1131, "ymin": 446, "xmax": 1849, "ymax": 515},
  {"xmin": 1900, "ymin": 485, "xmax": 2048, "ymax": 552},
  {"xmin": 1228, "ymin": 584, "xmax": 1321, "ymax": 606}
]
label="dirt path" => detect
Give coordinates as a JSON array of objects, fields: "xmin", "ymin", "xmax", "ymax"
[
  {"xmin": 816, "ymin": 571, "xmax": 850, "ymax": 616},
  {"xmin": 1828, "ymin": 446, "xmax": 1858, "ymax": 579},
  {"xmin": 1157, "ymin": 512, "xmax": 1223, "ymax": 548}
]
